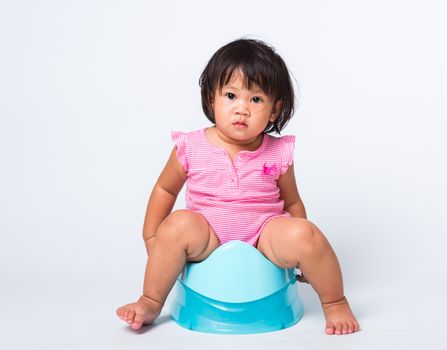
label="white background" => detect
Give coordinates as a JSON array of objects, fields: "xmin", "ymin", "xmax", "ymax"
[{"xmin": 1, "ymin": 1, "xmax": 446, "ymax": 349}]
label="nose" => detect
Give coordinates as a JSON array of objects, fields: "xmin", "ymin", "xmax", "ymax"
[{"xmin": 235, "ymin": 99, "xmax": 249, "ymax": 117}]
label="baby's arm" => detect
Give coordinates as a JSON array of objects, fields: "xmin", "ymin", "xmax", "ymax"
[
  {"xmin": 142, "ymin": 146, "xmax": 187, "ymax": 255},
  {"xmin": 277, "ymin": 164, "xmax": 307, "ymax": 219}
]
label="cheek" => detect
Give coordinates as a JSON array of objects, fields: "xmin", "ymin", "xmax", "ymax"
[
  {"xmin": 214, "ymin": 100, "xmax": 231, "ymax": 115},
  {"xmin": 253, "ymin": 106, "xmax": 272, "ymax": 120}
]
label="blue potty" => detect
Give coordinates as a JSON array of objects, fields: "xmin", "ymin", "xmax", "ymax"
[{"xmin": 170, "ymin": 240, "xmax": 304, "ymax": 334}]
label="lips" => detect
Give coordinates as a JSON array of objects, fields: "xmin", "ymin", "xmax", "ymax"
[{"xmin": 233, "ymin": 121, "xmax": 247, "ymax": 129}]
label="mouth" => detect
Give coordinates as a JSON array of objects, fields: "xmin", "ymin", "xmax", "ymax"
[{"xmin": 233, "ymin": 121, "xmax": 247, "ymax": 129}]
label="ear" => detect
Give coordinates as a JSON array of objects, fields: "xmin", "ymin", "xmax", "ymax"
[{"xmin": 270, "ymin": 99, "xmax": 283, "ymax": 122}]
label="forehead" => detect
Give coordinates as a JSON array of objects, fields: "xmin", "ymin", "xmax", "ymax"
[{"xmin": 221, "ymin": 71, "xmax": 264, "ymax": 93}]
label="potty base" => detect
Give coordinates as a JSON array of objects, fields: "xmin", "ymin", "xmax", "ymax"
[{"xmin": 170, "ymin": 278, "xmax": 304, "ymax": 334}]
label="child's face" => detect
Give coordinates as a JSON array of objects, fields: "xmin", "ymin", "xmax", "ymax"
[{"xmin": 212, "ymin": 71, "xmax": 282, "ymax": 145}]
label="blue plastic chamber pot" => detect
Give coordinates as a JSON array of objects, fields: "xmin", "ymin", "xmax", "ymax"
[{"xmin": 170, "ymin": 240, "xmax": 304, "ymax": 334}]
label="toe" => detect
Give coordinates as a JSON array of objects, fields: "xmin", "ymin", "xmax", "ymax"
[
  {"xmin": 125, "ymin": 309, "xmax": 132, "ymax": 322},
  {"xmin": 131, "ymin": 312, "xmax": 145, "ymax": 330},
  {"xmin": 127, "ymin": 310, "xmax": 136, "ymax": 324},
  {"xmin": 354, "ymin": 321, "xmax": 360, "ymax": 332},
  {"xmin": 347, "ymin": 321, "xmax": 354, "ymax": 334},
  {"xmin": 325, "ymin": 321, "xmax": 335, "ymax": 335},
  {"xmin": 334, "ymin": 321, "xmax": 343, "ymax": 335},
  {"xmin": 341, "ymin": 321, "xmax": 349, "ymax": 334},
  {"xmin": 117, "ymin": 307, "xmax": 127, "ymax": 320}
]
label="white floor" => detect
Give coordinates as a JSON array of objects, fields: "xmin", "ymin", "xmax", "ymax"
[{"xmin": 1, "ymin": 271, "xmax": 444, "ymax": 350}]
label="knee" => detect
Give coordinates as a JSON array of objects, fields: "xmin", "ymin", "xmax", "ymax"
[
  {"xmin": 286, "ymin": 218, "xmax": 326, "ymax": 254},
  {"xmin": 269, "ymin": 218, "xmax": 328, "ymax": 268},
  {"xmin": 156, "ymin": 209, "xmax": 195, "ymax": 243}
]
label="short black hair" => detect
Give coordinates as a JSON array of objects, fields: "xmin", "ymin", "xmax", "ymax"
[{"xmin": 199, "ymin": 38, "xmax": 295, "ymax": 134}]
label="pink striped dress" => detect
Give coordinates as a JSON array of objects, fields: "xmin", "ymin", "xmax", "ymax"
[{"xmin": 171, "ymin": 128, "xmax": 295, "ymax": 247}]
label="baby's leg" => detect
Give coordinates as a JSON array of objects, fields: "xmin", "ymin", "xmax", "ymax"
[
  {"xmin": 116, "ymin": 209, "xmax": 220, "ymax": 330},
  {"xmin": 256, "ymin": 217, "xmax": 360, "ymax": 335}
]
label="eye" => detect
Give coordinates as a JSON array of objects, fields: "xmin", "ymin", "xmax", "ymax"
[
  {"xmin": 252, "ymin": 96, "xmax": 263, "ymax": 103},
  {"xmin": 225, "ymin": 92, "xmax": 236, "ymax": 100}
]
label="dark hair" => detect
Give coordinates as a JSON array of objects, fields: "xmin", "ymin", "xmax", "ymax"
[{"xmin": 199, "ymin": 38, "xmax": 295, "ymax": 134}]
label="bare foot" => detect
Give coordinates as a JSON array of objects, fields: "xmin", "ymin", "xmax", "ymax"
[
  {"xmin": 116, "ymin": 295, "xmax": 163, "ymax": 330},
  {"xmin": 322, "ymin": 296, "xmax": 360, "ymax": 335}
]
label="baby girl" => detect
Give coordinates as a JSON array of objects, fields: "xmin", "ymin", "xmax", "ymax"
[{"xmin": 116, "ymin": 38, "xmax": 360, "ymax": 335}]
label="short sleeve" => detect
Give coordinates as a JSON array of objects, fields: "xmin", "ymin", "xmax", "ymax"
[
  {"xmin": 280, "ymin": 135, "xmax": 295, "ymax": 175},
  {"xmin": 171, "ymin": 131, "xmax": 189, "ymax": 172}
]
